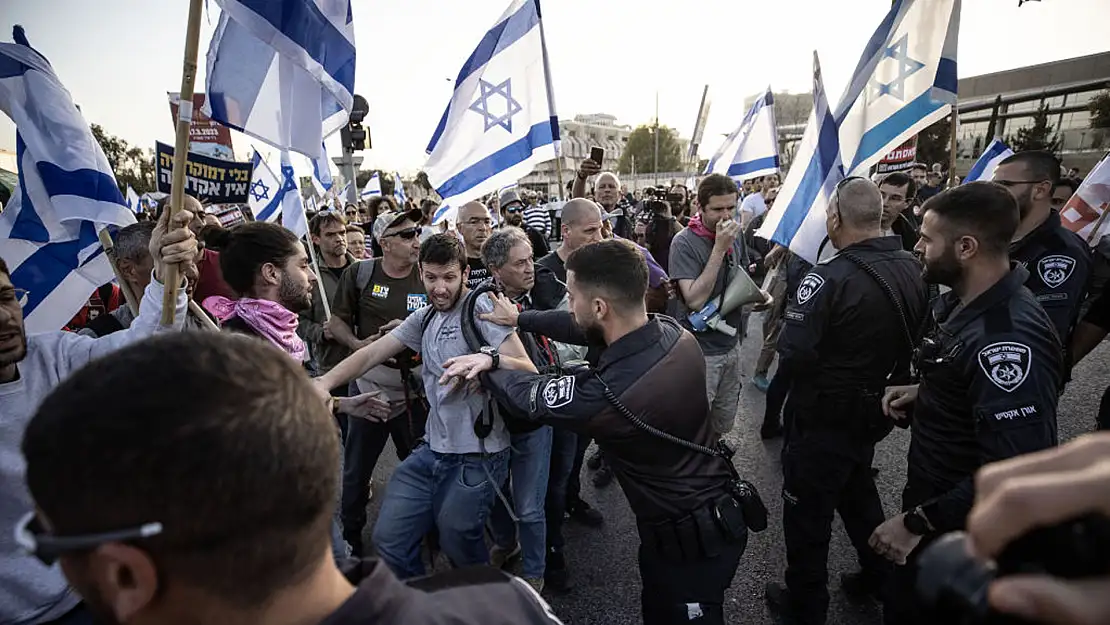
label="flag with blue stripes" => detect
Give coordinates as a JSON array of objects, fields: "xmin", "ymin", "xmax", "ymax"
[
  {"xmin": 836, "ymin": 0, "xmax": 961, "ymax": 176},
  {"xmin": 755, "ymin": 52, "xmax": 843, "ymax": 265},
  {"xmin": 704, "ymin": 87, "xmax": 780, "ymax": 182},
  {"xmin": 361, "ymin": 172, "xmax": 381, "ymax": 198},
  {"xmin": 393, "ymin": 172, "xmax": 407, "ymax": 205},
  {"xmin": 202, "ymin": 0, "xmax": 356, "ymax": 159},
  {"xmin": 0, "ymin": 27, "xmax": 136, "ymax": 333},
  {"xmin": 311, "ymin": 142, "xmax": 334, "ymax": 197},
  {"xmin": 964, "ymin": 138, "xmax": 1014, "ymax": 184},
  {"xmin": 279, "ymin": 150, "xmax": 308, "ymax": 238},
  {"xmin": 425, "ymin": 0, "xmax": 560, "ymax": 225},
  {"xmin": 126, "ymin": 185, "xmax": 141, "ymax": 214}
]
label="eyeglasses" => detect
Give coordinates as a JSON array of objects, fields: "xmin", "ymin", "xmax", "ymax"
[
  {"xmin": 15, "ymin": 511, "xmax": 163, "ymax": 566},
  {"xmin": 831, "ymin": 175, "xmax": 866, "ymax": 220},
  {"xmin": 1, "ymin": 288, "xmax": 30, "ymax": 308},
  {"xmin": 382, "ymin": 227, "xmax": 420, "ymax": 240},
  {"xmin": 993, "ymin": 179, "xmax": 1049, "ymax": 188}
]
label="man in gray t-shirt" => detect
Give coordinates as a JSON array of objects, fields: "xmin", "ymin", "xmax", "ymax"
[
  {"xmin": 671, "ymin": 174, "xmax": 762, "ymax": 438},
  {"xmin": 316, "ymin": 234, "xmax": 537, "ymax": 579}
]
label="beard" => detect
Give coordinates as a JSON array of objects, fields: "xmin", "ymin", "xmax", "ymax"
[
  {"xmin": 278, "ymin": 273, "xmax": 313, "ymax": 313},
  {"xmin": 0, "ymin": 331, "xmax": 27, "ymax": 369},
  {"xmin": 572, "ymin": 311, "xmax": 606, "ymax": 345},
  {"xmin": 431, "ymin": 282, "xmax": 464, "ymax": 311},
  {"xmin": 505, "ymin": 213, "xmax": 523, "ymax": 227},
  {"xmin": 921, "ymin": 245, "xmax": 963, "ymax": 286}
]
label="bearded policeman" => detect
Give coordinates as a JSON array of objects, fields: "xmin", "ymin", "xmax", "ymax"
[{"xmin": 871, "ymin": 183, "xmax": 1063, "ymax": 625}]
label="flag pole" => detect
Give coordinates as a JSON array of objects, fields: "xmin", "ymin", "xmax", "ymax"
[
  {"xmin": 161, "ymin": 0, "xmax": 205, "ymax": 325},
  {"xmin": 948, "ymin": 107, "xmax": 959, "ymax": 188},
  {"xmin": 1085, "ymin": 209, "xmax": 1110, "ymax": 247}
]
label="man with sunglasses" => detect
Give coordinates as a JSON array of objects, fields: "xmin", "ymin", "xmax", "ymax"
[
  {"xmin": 1, "ymin": 206, "xmax": 197, "ymax": 625},
  {"xmin": 329, "ymin": 209, "xmax": 428, "ymax": 556},
  {"xmin": 500, "ymin": 189, "xmax": 550, "ymax": 259},
  {"xmin": 993, "ymin": 151, "xmax": 1091, "ymax": 345}
]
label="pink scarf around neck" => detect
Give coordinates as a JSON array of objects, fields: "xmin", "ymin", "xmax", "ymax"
[{"xmin": 202, "ymin": 296, "xmax": 306, "ymax": 362}]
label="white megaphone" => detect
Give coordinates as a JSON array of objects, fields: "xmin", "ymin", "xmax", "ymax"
[{"xmin": 687, "ymin": 265, "xmax": 768, "ymax": 337}]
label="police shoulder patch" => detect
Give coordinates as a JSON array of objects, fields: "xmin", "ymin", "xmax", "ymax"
[
  {"xmin": 1037, "ymin": 255, "xmax": 1076, "ymax": 289},
  {"xmin": 542, "ymin": 376, "xmax": 575, "ymax": 409},
  {"xmin": 977, "ymin": 341, "xmax": 1031, "ymax": 393},
  {"xmin": 795, "ymin": 273, "xmax": 826, "ymax": 305}
]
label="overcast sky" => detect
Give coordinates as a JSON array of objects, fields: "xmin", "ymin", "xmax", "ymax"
[{"xmin": 2, "ymin": 0, "xmax": 1108, "ymax": 176}]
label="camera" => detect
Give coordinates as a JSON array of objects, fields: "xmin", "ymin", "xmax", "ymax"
[{"xmin": 916, "ymin": 514, "xmax": 1110, "ymax": 624}]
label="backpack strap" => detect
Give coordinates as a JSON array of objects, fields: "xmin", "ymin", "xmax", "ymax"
[{"xmin": 353, "ymin": 258, "xmax": 377, "ymax": 294}]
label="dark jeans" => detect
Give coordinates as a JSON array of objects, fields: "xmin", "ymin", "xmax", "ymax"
[
  {"xmin": 546, "ymin": 426, "xmax": 578, "ymax": 550},
  {"xmin": 639, "ymin": 538, "xmax": 745, "ymax": 625},
  {"xmin": 884, "ymin": 471, "xmax": 948, "ymax": 625},
  {"xmin": 44, "ymin": 604, "xmax": 96, "ymax": 625},
  {"xmin": 341, "ymin": 401, "xmax": 426, "ymax": 554},
  {"xmin": 566, "ymin": 432, "xmax": 592, "ymax": 506},
  {"xmin": 764, "ymin": 367, "xmax": 791, "ymax": 427},
  {"xmin": 781, "ymin": 429, "xmax": 889, "ymax": 624}
]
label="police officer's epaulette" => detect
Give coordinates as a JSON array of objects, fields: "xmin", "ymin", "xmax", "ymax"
[{"xmin": 404, "ymin": 565, "xmax": 516, "ymax": 593}]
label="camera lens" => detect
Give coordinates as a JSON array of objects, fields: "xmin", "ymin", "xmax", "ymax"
[{"xmin": 916, "ymin": 532, "xmax": 996, "ymax": 623}]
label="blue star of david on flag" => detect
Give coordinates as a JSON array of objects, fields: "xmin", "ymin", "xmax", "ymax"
[
  {"xmin": 469, "ymin": 78, "xmax": 523, "ymax": 132},
  {"xmin": 870, "ymin": 34, "xmax": 925, "ymax": 101},
  {"xmin": 250, "ymin": 178, "xmax": 270, "ymax": 202}
]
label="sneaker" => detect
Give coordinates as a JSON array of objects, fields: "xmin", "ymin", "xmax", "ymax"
[
  {"xmin": 545, "ymin": 548, "xmax": 573, "ymax": 592},
  {"xmin": 586, "ymin": 449, "xmax": 603, "ymax": 471},
  {"xmin": 840, "ymin": 571, "xmax": 883, "ymax": 604},
  {"xmin": 490, "ymin": 542, "xmax": 522, "ymax": 569},
  {"xmin": 524, "ymin": 577, "xmax": 545, "ymax": 594},
  {"xmin": 566, "ymin": 498, "xmax": 604, "ymax": 527},
  {"xmin": 592, "ymin": 463, "xmax": 614, "ymax": 488},
  {"xmin": 753, "ymin": 374, "xmax": 771, "ymax": 392},
  {"xmin": 760, "ymin": 420, "xmax": 783, "ymax": 440}
]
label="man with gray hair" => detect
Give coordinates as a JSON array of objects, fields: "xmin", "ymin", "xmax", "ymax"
[
  {"xmin": 765, "ymin": 177, "xmax": 928, "ymax": 625},
  {"xmin": 575, "ymin": 157, "xmax": 631, "ymax": 239}
]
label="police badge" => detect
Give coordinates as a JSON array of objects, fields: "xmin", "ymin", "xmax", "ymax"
[
  {"xmin": 977, "ymin": 342, "xmax": 1031, "ymax": 392},
  {"xmin": 1037, "ymin": 255, "xmax": 1076, "ymax": 289},
  {"xmin": 542, "ymin": 376, "xmax": 576, "ymax": 408},
  {"xmin": 796, "ymin": 273, "xmax": 825, "ymax": 305}
]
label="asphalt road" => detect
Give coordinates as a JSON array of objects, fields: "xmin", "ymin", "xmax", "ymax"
[{"xmin": 356, "ymin": 315, "xmax": 1108, "ymax": 625}]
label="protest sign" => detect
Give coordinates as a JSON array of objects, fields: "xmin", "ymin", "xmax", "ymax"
[
  {"xmin": 168, "ymin": 92, "xmax": 236, "ymax": 161},
  {"xmin": 155, "ymin": 142, "xmax": 254, "ymax": 204},
  {"xmin": 875, "ymin": 137, "xmax": 918, "ymax": 174}
]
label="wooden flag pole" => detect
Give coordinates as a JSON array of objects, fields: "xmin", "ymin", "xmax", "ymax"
[
  {"xmin": 188, "ymin": 299, "xmax": 221, "ymax": 332},
  {"xmin": 1085, "ymin": 208, "xmax": 1110, "ymax": 247},
  {"xmin": 161, "ymin": 0, "xmax": 205, "ymax": 326}
]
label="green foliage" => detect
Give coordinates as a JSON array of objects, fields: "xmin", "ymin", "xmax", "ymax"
[
  {"xmin": 915, "ymin": 117, "xmax": 952, "ymax": 170},
  {"xmin": 617, "ymin": 125, "xmax": 683, "ymax": 175},
  {"xmin": 1008, "ymin": 103, "xmax": 1061, "ymax": 152},
  {"xmin": 90, "ymin": 124, "xmax": 156, "ymax": 194},
  {"xmin": 1089, "ymin": 91, "xmax": 1110, "ymax": 130}
]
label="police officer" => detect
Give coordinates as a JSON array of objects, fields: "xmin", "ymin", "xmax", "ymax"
[
  {"xmin": 993, "ymin": 150, "xmax": 1091, "ymax": 344},
  {"xmin": 764, "ymin": 178, "xmax": 928, "ymax": 625},
  {"xmin": 869, "ymin": 183, "xmax": 1063, "ymax": 625},
  {"xmin": 438, "ymin": 239, "xmax": 752, "ymax": 625}
]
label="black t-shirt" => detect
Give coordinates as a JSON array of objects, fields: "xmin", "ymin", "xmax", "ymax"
[
  {"xmin": 535, "ymin": 251, "xmax": 566, "ymax": 284},
  {"xmin": 467, "ymin": 256, "xmax": 491, "ymax": 289},
  {"xmin": 333, "ymin": 262, "xmax": 426, "ymax": 340}
]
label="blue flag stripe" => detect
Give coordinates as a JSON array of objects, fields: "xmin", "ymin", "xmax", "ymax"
[
  {"xmin": 847, "ymin": 90, "xmax": 946, "ymax": 173},
  {"xmin": 727, "ymin": 156, "xmax": 781, "ymax": 179},
  {"xmin": 770, "ymin": 109, "xmax": 842, "ymax": 247},
  {"xmin": 233, "ymin": 0, "xmax": 355, "ymax": 91},
  {"xmin": 934, "ymin": 57, "xmax": 958, "ymax": 94},
  {"xmin": 435, "ymin": 120, "xmax": 554, "ymax": 201},
  {"xmin": 11, "ymin": 222, "xmax": 102, "ymax": 318}
]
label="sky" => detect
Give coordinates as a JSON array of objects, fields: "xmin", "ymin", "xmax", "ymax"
[{"xmin": 2, "ymin": 0, "xmax": 1109, "ymax": 179}]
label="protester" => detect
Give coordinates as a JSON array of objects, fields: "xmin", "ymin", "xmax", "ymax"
[
  {"xmin": 574, "ymin": 157, "xmax": 632, "ymax": 239},
  {"xmin": 456, "ymin": 201, "xmax": 495, "ymax": 288},
  {"xmin": 1, "ymin": 206, "xmax": 196, "ymax": 625},
  {"xmin": 19, "ymin": 332, "xmax": 564, "ymax": 625},
  {"xmin": 299, "ymin": 211, "xmax": 356, "ymax": 381},
  {"xmin": 1051, "ymin": 177, "xmax": 1079, "ymax": 211},
  {"xmin": 77, "ymin": 222, "xmax": 155, "ymax": 338},
  {"xmin": 314, "ymin": 234, "xmax": 537, "ymax": 579},
  {"xmin": 875, "ymin": 183, "xmax": 1063, "ymax": 625},
  {"xmin": 63, "ymin": 283, "xmax": 123, "ymax": 332},
  {"xmin": 500, "ymin": 188, "xmax": 550, "ymax": 258},
  {"xmin": 878, "ymin": 171, "xmax": 921, "ymax": 251},
  {"xmin": 522, "ymin": 190, "xmax": 552, "ymax": 239},
  {"xmin": 346, "ymin": 225, "xmax": 367, "ymax": 260}
]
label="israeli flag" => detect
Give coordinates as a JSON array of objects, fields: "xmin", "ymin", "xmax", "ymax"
[
  {"xmin": 705, "ymin": 88, "xmax": 780, "ymax": 182},
  {"xmin": 964, "ymin": 138, "xmax": 1014, "ymax": 184},
  {"xmin": 361, "ymin": 172, "xmax": 381, "ymax": 198},
  {"xmin": 311, "ymin": 142, "xmax": 334, "ymax": 197},
  {"xmin": 248, "ymin": 151, "xmax": 283, "ymax": 222},
  {"xmin": 836, "ymin": 0, "xmax": 961, "ymax": 176},
  {"xmin": 755, "ymin": 53, "xmax": 843, "ymax": 265},
  {"xmin": 203, "ymin": 0, "xmax": 356, "ymax": 159},
  {"xmin": 393, "ymin": 171, "xmax": 407, "ymax": 205},
  {"xmin": 424, "ymin": 0, "xmax": 560, "ymax": 225},
  {"xmin": 125, "ymin": 185, "xmax": 141, "ymax": 214},
  {"xmin": 338, "ymin": 180, "xmax": 351, "ymax": 202},
  {"xmin": 0, "ymin": 27, "xmax": 136, "ymax": 333}
]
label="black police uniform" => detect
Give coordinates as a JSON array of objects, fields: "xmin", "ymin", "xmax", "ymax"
[
  {"xmin": 775, "ymin": 237, "xmax": 928, "ymax": 624},
  {"xmin": 1010, "ymin": 209, "xmax": 1091, "ymax": 343},
  {"xmin": 884, "ymin": 264, "xmax": 1062, "ymax": 625},
  {"xmin": 483, "ymin": 312, "xmax": 747, "ymax": 625}
]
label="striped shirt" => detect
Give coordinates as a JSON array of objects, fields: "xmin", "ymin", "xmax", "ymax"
[{"xmin": 523, "ymin": 204, "xmax": 552, "ymax": 238}]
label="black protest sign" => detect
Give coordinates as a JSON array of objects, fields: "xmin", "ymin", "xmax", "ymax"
[{"xmin": 155, "ymin": 142, "xmax": 254, "ymax": 204}]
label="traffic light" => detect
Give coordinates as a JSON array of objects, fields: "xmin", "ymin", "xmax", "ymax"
[{"xmin": 341, "ymin": 94, "xmax": 370, "ymax": 151}]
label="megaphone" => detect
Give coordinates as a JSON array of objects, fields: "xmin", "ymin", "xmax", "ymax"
[{"xmin": 687, "ymin": 266, "xmax": 768, "ymax": 337}]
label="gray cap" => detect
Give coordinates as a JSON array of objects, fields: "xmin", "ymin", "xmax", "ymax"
[{"xmin": 372, "ymin": 208, "xmax": 423, "ymax": 242}]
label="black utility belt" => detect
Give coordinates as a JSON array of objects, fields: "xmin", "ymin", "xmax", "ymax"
[{"xmin": 636, "ymin": 493, "xmax": 747, "ymax": 562}]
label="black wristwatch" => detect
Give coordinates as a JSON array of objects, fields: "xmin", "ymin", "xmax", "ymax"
[
  {"xmin": 902, "ymin": 506, "xmax": 933, "ymax": 536},
  {"xmin": 480, "ymin": 346, "xmax": 500, "ymax": 369}
]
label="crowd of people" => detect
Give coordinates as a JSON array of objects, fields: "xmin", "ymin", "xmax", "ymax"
[{"xmin": 3, "ymin": 147, "xmax": 1110, "ymax": 625}]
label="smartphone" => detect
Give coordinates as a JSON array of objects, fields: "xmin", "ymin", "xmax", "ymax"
[{"xmin": 590, "ymin": 146, "xmax": 605, "ymax": 165}]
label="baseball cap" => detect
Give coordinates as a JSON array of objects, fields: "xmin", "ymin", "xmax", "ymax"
[{"xmin": 372, "ymin": 208, "xmax": 423, "ymax": 242}]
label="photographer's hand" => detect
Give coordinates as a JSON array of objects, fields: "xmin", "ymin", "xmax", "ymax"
[{"xmin": 967, "ymin": 434, "xmax": 1110, "ymax": 624}]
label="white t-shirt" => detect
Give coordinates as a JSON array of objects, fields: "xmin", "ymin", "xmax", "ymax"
[{"xmin": 739, "ymin": 192, "xmax": 767, "ymax": 220}]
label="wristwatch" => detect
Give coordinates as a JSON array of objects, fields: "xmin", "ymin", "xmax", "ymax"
[
  {"xmin": 902, "ymin": 506, "xmax": 933, "ymax": 536},
  {"xmin": 479, "ymin": 346, "xmax": 500, "ymax": 369}
]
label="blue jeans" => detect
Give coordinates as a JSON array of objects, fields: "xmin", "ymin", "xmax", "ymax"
[
  {"xmin": 490, "ymin": 426, "xmax": 553, "ymax": 578},
  {"xmin": 372, "ymin": 443, "xmax": 510, "ymax": 578}
]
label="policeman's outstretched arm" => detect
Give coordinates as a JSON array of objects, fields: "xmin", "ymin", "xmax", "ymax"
[
  {"xmin": 482, "ymin": 368, "xmax": 610, "ymax": 427},
  {"xmin": 479, "ymin": 295, "xmax": 590, "ymax": 347}
]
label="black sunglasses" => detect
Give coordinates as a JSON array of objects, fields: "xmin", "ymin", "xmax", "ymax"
[
  {"xmin": 505, "ymin": 206, "xmax": 523, "ymax": 214},
  {"xmin": 382, "ymin": 226, "xmax": 420, "ymax": 240},
  {"xmin": 16, "ymin": 511, "xmax": 163, "ymax": 566}
]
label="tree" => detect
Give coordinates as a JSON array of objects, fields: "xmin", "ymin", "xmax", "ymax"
[
  {"xmin": 617, "ymin": 125, "xmax": 683, "ymax": 176},
  {"xmin": 1008, "ymin": 103, "xmax": 1060, "ymax": 152},
  {"xmin": 90, "ymin": 124, "xmax": 156, "ymax": 194},
  {"xmin": 915, "ymin": 117, "xmax": 952, "ymax": 170},
  {"xmin": 1090, "ymin": 91, "xmax": 1110, "ymax": 130},
  {"xmin": 414, "ymin": 171, "xmax": 434, "ymax": 193}
]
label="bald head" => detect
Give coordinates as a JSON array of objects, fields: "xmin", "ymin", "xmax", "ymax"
[
  {"xmin": 561, "ymin": 198, "xmax": 602, "ymax": 226},
  {"xmin": 560, "ymin": 198, "xmax": 604, "ymax": 253},
  {"xmin": 831, "ymin": 178, "xmax": 883, "ymax": 231},
  {"xmin": 458, "ymin": 201, "xmax": 488, "ymax": 222},
  {"xmin": 457, "ymin": 201, "xmax": 493, "ymax": 256}
]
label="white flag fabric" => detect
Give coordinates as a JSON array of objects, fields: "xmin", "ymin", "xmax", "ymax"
[
  {"xmin": 311, "ymin": 142, "xmax": 334, "ymax": 197},
  {"xmin": 755, "ymin": 53, "xmax": 843, "ymax": 266},
  {"xmin": 424, "ymin": 0, "xmax": 560, "ymax": 224},
  {"xmin": 203, "ymin": 0, "xmax": 356, "ymax": 158},
  {"xmin": 1060, "ymin": 152, "xmax": 1110, "ymax": 244},
  {"xmin": 248, "ymin": 151, "xmax": 283, "ymax": 222},
  {"xmin": 279, "ymin": 150, "xmax": 308, "ymax": 238},
  {"xmin": 836, "ymin": 0, "xmax": 961, "ymax": 176},
  {"xmin": 0, "ymin": 27, "xmax": 137, "ymax": 333},
  {"xmin": 705, "ymin": 88, "xmax": 780, "ymax": 182},
  {"xmin": 394, "ymin": 171, "xmax": 407, "ymax": 205},
  {"xmin": 964, "ymin": 138, "xmax": 1014, "ymax": 184},
  {"xmin": 361, "ymin": 172, "xmax": 381, "ymax": 198},
  {"xmin": 125, "ymin": 185, "xmax": 141, "ymax": 214}
]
